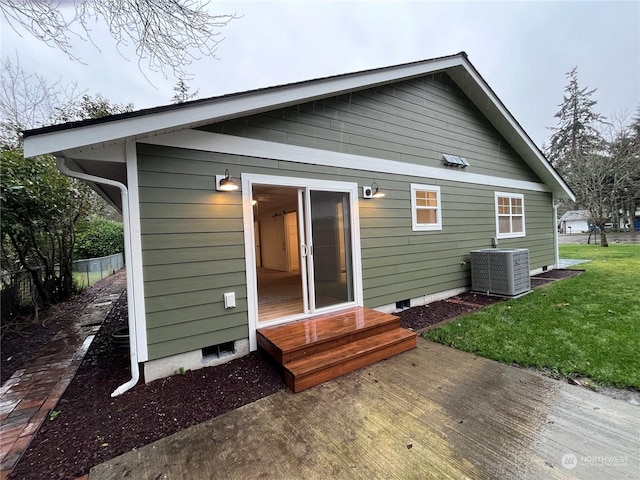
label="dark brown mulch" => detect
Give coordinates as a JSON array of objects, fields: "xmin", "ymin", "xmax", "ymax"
[
  {"xmin": 1, "ymin": 275, "xmax": 125, "ymax": 385},
  {"xmin": 531, "ymin": 268, "xmax": 584, "ymax": 288},
  {"xmin": 398, "ymin": 292, "xmax": 504, "ymax": 332},
  {"xmin": 9, "ymin": 291, "xmax": 286, "ymax": 480},
  {"xmin": 533, "ymin": 268, "xmax": 585, "ymax": 279}
]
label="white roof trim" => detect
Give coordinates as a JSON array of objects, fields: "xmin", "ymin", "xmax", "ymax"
[
  {"xmin": 23, "ymin": 52, "xmax": 574, "ymax": 200},
  {"xmin": 24, "ymin": 56, "xmax": 463, "ymax": 158},
  {"xmin": 143, "ymin": 130, "xmax": 550, "ymax": 194},
  {"xmin": 447, "ymin": 61, "xmax": 574, "ymax": 201}
]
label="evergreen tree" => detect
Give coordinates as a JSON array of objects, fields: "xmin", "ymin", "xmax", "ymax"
[
  {"xmin": 608, "ymin": 108, "xmax": 640, "ymax": 231},
  {"xmin": 171, "ymin": 77, "xmax": 199, "ymax": 104},
  {"xmin": 546, "ymin": 67, "xmax": 606, "ymax": 179}
]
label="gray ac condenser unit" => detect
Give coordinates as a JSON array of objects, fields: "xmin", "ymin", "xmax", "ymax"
[{"xmin": 470, "ymin": 248, "xmax": 531, "ymax": 296}]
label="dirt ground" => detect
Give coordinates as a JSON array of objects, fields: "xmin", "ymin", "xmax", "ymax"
[{"xmin": 7, "ymin": 268, "xmax": 585, "ymax": 480}]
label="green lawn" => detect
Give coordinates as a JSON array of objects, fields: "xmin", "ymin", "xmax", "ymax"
[
  {"xmin": 424, "ymin": 244, "xmax": 640, "ymax": 389},
  {"xmin": 74, "ymin": 270, "xmax": 109, "ymax": 289}
]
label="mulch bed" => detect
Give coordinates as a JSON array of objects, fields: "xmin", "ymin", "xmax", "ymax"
[
  {"xmin": 398, "ymin": 292, "xmax": 503, "ymax": 332},
  {"xmin": 8, "ymin": 268, "xmax": 584, "ymax": 480},
  {"xmin": 9, "ymin": 291, "xmax": 286, "ymax": 480}
]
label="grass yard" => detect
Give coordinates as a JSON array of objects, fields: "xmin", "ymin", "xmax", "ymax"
[
  {"xmin": 424, "ymin": 244, "xmax": 640, "ymax": 390},
  {"xmin": 74, "ymin": 270, "xmax": 110, "ymax": 289}
]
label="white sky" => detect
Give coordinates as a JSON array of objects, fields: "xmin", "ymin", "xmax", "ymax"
[{"xmin": 2, "ymin": 1, "xmax": 639, "ymax": 148}]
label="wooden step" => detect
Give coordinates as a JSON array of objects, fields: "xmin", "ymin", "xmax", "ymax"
[
  {"xmin": 257, "ymin": 307, "xmax": 401, "ymax": 365},
  {"xmin": 283, "ymin": 328, "xmax": 417, "ymax": 393}
]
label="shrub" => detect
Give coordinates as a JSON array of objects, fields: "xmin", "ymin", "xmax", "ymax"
[{"xmin": 75, "ymin": 216, "xmax": 124, "ymax": 259}]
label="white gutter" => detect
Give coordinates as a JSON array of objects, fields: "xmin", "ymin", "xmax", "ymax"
[
  {"xmin": 553, "ymin": 198, "xmax": 562, "ymax": 268},
  {"xmin": 55, "ymin": 157, "xmax": 139, "ymax": 396}
]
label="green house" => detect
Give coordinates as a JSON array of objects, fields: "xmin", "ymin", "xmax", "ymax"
[{"xmin": 24, "ymin": 52, "xmax": 574, "ymax": 394}]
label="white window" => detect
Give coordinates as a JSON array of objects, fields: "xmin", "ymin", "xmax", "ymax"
[
  {"xmin": 411, "ymin": 184, "xmax": 442, "ymax": 231},
  {"xmin": 495, "ymin": 192, "xmax": 525, "ymax": 238}
]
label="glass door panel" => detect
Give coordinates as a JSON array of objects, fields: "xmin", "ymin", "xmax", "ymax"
[{"xmin": 309, "ymin": 190, "xmax": 354, "ymax": 309}]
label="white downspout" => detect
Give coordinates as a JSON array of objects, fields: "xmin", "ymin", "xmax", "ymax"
[
  {"xmin": 553, "ymin": 198, "xmax": 562, "ymax": 268},
  {"xmin": 56, "ymin": 157, "xmax": 139, "ymax": 396}
]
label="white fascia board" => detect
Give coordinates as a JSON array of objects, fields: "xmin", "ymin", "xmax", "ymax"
[
  {"xmin": 144, "ymin": 130, "xmax": 550, "ymax": 194},
  {"xmin": 24, "ymin": 56, "xmax": 464, "ymax": 158},
  {"xmin": 65, "ymin": 143, "xmax": 127, "ymax": 163},
  {"xmin": 448, "ymin": 61, "xmax": 575, "ymax": 201}
]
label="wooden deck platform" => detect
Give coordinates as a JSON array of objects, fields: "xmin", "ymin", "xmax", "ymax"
[{"xmin": 257, "ymin": 307, "xmax": 416, "ymax": 393}]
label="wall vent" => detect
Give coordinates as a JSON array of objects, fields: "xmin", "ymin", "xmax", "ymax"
[
  {"xmin": 202, "ymin": 341, "xmax": 235, "ymax": 361},
  {"xmin": 442, "ymin": 154, "xmax": 470, "ymax": 168},
  {"xmin": 395, "ymin": 299, "xmax": 411, "ymax": 311},
  {"xmin": 471, "ymin": 248, "xmax": 531, "ymax": 296}
]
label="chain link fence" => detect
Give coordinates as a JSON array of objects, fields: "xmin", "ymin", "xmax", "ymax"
[
  {"xmin": 1, "ymin": 253, "xmax": 124, "ymax": 322},
  {"xmin": 73, "ymin": 252, "xmax": 124, "ymax": 288}
]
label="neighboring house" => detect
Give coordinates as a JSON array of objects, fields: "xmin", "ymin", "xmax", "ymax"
[
  {"xmin": 558, "ymin": 210, "xmax": 590, "ymax": 233},
  {"xmin": 24, "ymin": 52, "xmax": 575, "ymax": 393}
]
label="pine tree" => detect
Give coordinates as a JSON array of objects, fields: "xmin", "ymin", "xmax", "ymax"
[
  {"xmin": 171, "ymin": 78, "xmax": 199, "ymax": 104},
  {"xmin": 546, "ymin": 67, "xmax": 606, "ymax": 179}
]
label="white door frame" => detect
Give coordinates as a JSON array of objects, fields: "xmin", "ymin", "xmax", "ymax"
[{"xmin": 242, "ymin": 173, "xmax": 363, "ymax": 351}]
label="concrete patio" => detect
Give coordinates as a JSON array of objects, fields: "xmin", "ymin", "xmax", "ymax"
[{"xmin": 90, "ymin": 339, "xmax": 639, "ymax": 479}]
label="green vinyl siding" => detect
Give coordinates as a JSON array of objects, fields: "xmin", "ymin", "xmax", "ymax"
[
  {"xmin": 138, "ymin": 71, "xmax": 556, "ymax": 361},
  {"xmin": 138, "ymin": 146, "xmax": 249, "ymax": 360},
  {"xmin": 138, "ymin": 142, "xmax": 555, "ymax": 361},
  {"xmin": 358, "ymin": 178, "xmax": 554, "ymax": 306},
  {"xmin": 201, "ymin": 73, "xmax": 539, "ymax": 183}
]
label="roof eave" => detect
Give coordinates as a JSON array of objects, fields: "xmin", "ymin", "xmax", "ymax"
[
  {"xmin": 23, "ymin": 52, "xmax": 575, "ymax": 201},
  {"xmin": 23, "ymin": 54, "xmax": 466, "ymax": 158},
  {"xmin": 447, "ymin": 59, "xmax": 575, "ymax": 201}
]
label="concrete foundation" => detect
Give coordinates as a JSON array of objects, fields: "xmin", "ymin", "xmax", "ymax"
[{"xmin": 143, "ymin": 338, "xmax": 250, "ymax": 383}]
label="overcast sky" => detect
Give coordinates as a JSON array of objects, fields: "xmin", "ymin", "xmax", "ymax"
[{"xmin": 2, "ymin": 1, "xmax": 639, "ymax": 148}]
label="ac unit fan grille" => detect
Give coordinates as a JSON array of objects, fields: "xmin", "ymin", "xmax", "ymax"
[{"xmin": 470, "ymin": 248, "xmax": 530, "ymax": 296}]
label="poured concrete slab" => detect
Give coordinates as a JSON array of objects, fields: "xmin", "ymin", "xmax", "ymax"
[
  {"xmin": 90, "ymin": 339, "xmax": 639, "ymax": 480},
  {"xmin": 557, "ymin": 258, "xmax": 591, "ymax": 268}
]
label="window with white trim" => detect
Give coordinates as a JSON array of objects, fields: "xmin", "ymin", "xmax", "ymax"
[
  {"xmin": 495, "ymin": 192, "xmax": 525, "ymax": 238},
  {"xmin": 411, "ymin": 184, "xmax": 442, "ymax": 231}
]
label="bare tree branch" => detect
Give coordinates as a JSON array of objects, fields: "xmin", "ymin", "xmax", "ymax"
[
  {"xmin": 0, "ymin": 54, "xmax": 84, "ymax": 148},
  {"xmin": 0, "ymin": 0, "xmax": 239, "ymax": 78}
]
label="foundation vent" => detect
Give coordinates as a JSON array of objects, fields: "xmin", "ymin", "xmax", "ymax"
[{"xmin": 202, "ymin": 341, "xmax": 235, "ymax": 361}]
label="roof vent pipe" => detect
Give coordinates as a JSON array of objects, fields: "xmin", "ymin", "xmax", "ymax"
[{"xmin": 55, "ymin": 157, "xmax": 139, "ymax": 397}]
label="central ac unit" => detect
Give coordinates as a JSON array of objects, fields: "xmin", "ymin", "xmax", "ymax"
[{"xmin": 470, "ymin": 248, "xmax": 531, "ymax": 296}]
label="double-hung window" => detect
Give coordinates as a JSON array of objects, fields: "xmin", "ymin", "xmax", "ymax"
[
  {"xmin": 495, "ymin": 192, "xmax": 525, "ymax": 238},
  {"xmin": 411, "ymin": 184, "xmax": 442, "ymax": 231}
]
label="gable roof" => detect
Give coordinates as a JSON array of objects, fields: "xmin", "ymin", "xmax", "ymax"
[
  {"xmin": 559, "ymin": 210, "xmax": 590, "ymax": 222},
  {"xmin": 23, "ymin": 52, "xmax": 575, "ymax": 201}
]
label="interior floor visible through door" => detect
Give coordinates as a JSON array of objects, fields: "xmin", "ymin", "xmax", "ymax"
[{"xmin": 257, "ymin": 267, "xmax": 304, "ymax": 322}]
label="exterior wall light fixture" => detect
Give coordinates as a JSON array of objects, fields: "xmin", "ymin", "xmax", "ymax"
[
  {"xmin": 216, "ymin": 169, "xmax": 239, "ymax": 191},
  {"xmin": 363, "ymin": 182, "xmax": 385, "ymax": 199}
]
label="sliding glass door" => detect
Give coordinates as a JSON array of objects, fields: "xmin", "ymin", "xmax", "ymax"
[
  {"xmin": 254, "ymin": 182, "xmax": 356, "ymax": 323},
  {"xmin": 305, "ymin": 190, "xmax": 354, "ymax": 310}
]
